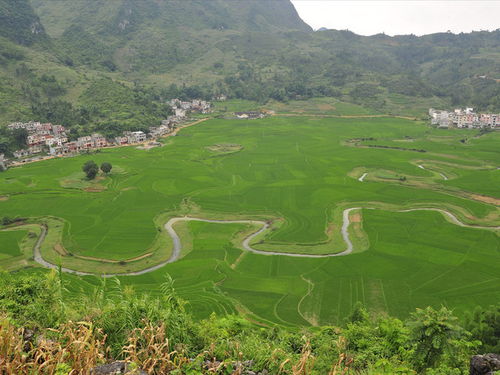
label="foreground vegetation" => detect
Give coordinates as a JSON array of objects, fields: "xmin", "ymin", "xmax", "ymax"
[{"xmin": 1, "ymin": 271, "xmax": 498, "ymax": 374}]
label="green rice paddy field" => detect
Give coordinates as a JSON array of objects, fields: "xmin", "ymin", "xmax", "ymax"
[{"xmin": 0, "ymin": 116, "xmax": 499, "ymax": 326}]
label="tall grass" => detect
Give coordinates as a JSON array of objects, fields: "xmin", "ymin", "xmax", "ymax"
[
  {"xmin": 0, "ymin": 317, "xmax": 106, "ymax": 374},
  {"xmin": 0, "ymin": 316, "xmax": 352, "ymax": 374}
]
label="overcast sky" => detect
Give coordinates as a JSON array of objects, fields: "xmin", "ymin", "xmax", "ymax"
[{"xmin": 291, "ymin": 1, "xmax": 500, "ymax": 36}]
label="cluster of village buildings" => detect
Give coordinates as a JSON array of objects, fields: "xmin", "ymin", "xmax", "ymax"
[
  {"xmin": 5, "ymin": 120, "xmax": 174, "ymax": 161},
  {"xmin": 429, "ymin": 108, "xmax": 500, "ymax": 129},
  {"xmin": 1, "ymin": 99, "xmax": 212, "ymax": 167},
  {"xmin": 169, "ymin": 99, "xmax": 211, "ymax": 118}
]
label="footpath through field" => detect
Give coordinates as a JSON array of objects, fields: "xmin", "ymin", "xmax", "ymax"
[{"xmin": 275, "ymin": 113, "xmax": 418, "ymax": 120}]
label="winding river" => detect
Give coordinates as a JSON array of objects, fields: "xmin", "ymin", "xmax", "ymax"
[{"xmin": 31, "ymin": 207, "xmax": 498, "ymax": 277}]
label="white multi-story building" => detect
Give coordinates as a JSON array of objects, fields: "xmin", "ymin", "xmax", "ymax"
[{"xmin": 432, "ymin": 107, "xmax": 500, "ymax": 129}]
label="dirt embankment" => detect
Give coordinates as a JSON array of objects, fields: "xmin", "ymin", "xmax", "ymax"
[{"xmin": 469, "ymin": 194, "xmax": 500, "ymax": 206}]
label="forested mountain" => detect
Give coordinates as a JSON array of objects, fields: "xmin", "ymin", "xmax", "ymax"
[
  {"xmin": 0, "ymin": 0, "xmax": 498, "ymax": 128},
  {"xmin": 0, "ymin": 0, "xmax": 46, "ymax": 45}
]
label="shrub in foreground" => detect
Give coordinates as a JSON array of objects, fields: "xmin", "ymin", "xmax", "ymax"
[{"xmin": 0, "ymin": 271, "xmax": 493, "ymax": 374}]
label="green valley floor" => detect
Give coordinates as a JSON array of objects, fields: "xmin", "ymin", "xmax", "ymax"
[{"xmin": 0, "ymin": 115, "xmax": 498, "ymax": 326}]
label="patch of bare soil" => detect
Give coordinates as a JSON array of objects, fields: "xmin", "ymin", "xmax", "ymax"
[
  {"xmin": 121, "ymin": 187, "xmax": 137, "ymax": 191},
  {"xmin": 53, "ymin": 243, "xmax": 69, "ymax": 256},
  {"xmin": 350, "ymin": 212, "xmax": 362, "ymax": 223},
  {"xmin": 317, "ymin": 103, "xmax": 335, "ymax": 111},
  {"xmin": 325, "ymin": 222, "xmax": 336, "ymax": 237},
  {"xmin": 235, "ymin": 305, "xmax": 269, "ymax": 327},
  {"xmin": 230, "ymin": 251, "xmax": 247, "ymax": 270},
  {"xmin": 206, "ymin": 143, "xmax": 243, "ymax": 153},
  {"xmin": 75, "ymin": 252, "xmax": 153, "ymax": 263},
  {"xmin": 352, "ymin": 222, "xmax": 365, "ymax": 242},
  {"xmin": 137, "ymin": 142, "xmax": 162, "ymax": 150},
  {"xmin": 469, "ymin": 194, "xmax": 500, "ymax": 206},
  {"xmin": 0, "ymin": 195, "xmax": 8, "ymax": 201},
  {"xmin": 84, "ymin": 185, "xmax": 106, "ymax": 192}
]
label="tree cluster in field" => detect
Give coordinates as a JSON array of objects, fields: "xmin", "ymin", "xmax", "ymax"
[
  {"xmin": 82, "ymin": 160, "xmax": 112, "ymax": 179},
  {"xmin": 0, "ymin": 271, "xmax": 498, "ymax": 374},
  {"xmin": 366, "ymin": 144, "xmax": 427, "ymax": 153},
  {"xmin": 1, "ymin": 216, "xmax": 25, "ymax": 226}
]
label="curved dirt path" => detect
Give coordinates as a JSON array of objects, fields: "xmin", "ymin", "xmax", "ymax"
[
  {"xmin": 31, "ymin": 207, "xmax": 498, "ymax": 277},
  {"xmin": 358, "ymin": 173, "xmax": 368, "ymax": 182},
  {"xmin": 165, "ymin": 208, "xmax": 357, "ymax": 260}
]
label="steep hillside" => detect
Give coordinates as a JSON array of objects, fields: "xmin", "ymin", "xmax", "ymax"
[
  {"xmin": 0, "ymin": 0, "xmax": 498, "ymax": 128},
  {"xmin": 0, "ymin": 0, "xmax": 46, "ymax": 45},
  {"xmin": 30, "ymin": 0, "xmax": 310, "ymax": 73},
  {"xmin": 32, "ymin": 0, "xmax": 311, "ymax": 36},
  {"xmin": 28, "ymin": 0, "xmax": 499, "ymax": 111}
]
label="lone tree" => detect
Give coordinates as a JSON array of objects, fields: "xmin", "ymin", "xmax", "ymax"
[
  {"xmin": 82, "ymin": 160, "xmax": 99, "ymax": 180},
  {"xmin": 100, "ymin": 162, "xmax": 112, "ymax": 174}
]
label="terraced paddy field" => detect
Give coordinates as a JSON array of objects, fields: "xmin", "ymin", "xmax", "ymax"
[{"xmin": 0, "ymin": 116, "xmax": 499, "ymax": 326}]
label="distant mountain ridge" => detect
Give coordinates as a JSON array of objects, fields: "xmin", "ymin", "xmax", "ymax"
[
  {"xmin": 31, "ymin": 0, "xmax": 312, "ymax": 36},
  {"xmin": 0, "ymin": 0, "xmax": 498, "ymax": 128},
  {"xmin": 28, "ymin": 0, "xmax": 310, "ymax": 73}
]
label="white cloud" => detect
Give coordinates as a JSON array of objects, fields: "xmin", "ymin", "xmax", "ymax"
[{"xmin": 291, "ymin": 0, "xmax": 500, "ymax": 36}]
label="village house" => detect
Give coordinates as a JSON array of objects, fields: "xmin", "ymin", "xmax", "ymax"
[
  {"xmin": 7, "ymin": 113, "xmax": 187, "ymax": 162},
  {"xmin": 114, "ymin": 136, "xmax": 129, "ymax": 145},
  {"xmin": 29, "ymin": 145, "xmax": 43, "ymax": 154},
  {"xmin": 45, "ymin": 136, "xmax": 66, "ymax": 147},
  {"xmin": 429, "ymin": 109, "xmax": 451, "ymax": 128},
  {"xmin": 214, "ymin": 94, "xmax": 227, "ymax": 101},
  {"xmin": 174, "ymin": 108, "xmax": 187, "ymax": 118},
  {"xmin": 27, "ymin": 134, "xmax": 45, "ymax": 146},
  {"xmin": 7, "ymin": 122, "xmax": 25, "ymax": 130},
  {"xmin": 0, "ymin": 154, "xmax": 6, "ymax": 170},
  {"xmin": 191, "ymin": 99, "xmax": 211, "ymax": 113},
  {"xmin": 13, "ymin": 145, "xmax": 43, "ymax": 159},
  {"xmin": 13, "ymin": 149, "xmax": 30, "ymax": 158},
  {"xmin": 76, "ymin": 136, "xmax": 93, "ymax": 150},
  {"xmin": 235, "ymin": 111, "xmax": 265, "ymax": 120},
  {"xmin": 430, "ymin": 107, "xmax": 500, "ymax": 129},
  {"xmin": 169, "ymin": 98, "xmax": 212, "ymax": 116},
  {"xmin": 52, "ymin": 125, "xmax": 66, "ymax": 135},
  {"xmin": 8, "ymin": 121, "xmax": 41, "ymax": 132},
  {"xmin": 149, "ymin": 124, "xmax": 172, "ymax": 138},
  {"xmin": 49, "ymin": 146, "xmax": 63, "ymax": 156},
  {"xmin": 39, "ymin": 123, "xmax": 53, "ymax": 132},
  {"xmin": 124, "ymin": 131, "xmax": 147, "ymax": 143},
  {"xmin": 64, "ymin": 142, "xmax": 78, "ymax": 153},
  {"xmin": 134, "ymin": 131, "xmax": 147, "ymax": 142},
  {"xmin": 91, "ymin": 133, "xmax": 108, "ymax": 148}
]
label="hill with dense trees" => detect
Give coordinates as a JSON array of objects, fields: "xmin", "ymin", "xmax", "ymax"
[{"xmin": 0, "ymin": 0, "xmax": 498, "ymax": 129}]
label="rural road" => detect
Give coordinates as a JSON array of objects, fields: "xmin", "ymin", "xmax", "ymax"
[
  {"xmin": 31, "ymin": 207, "xmax": 499, "ymax": 277},
  {"xmin": 417, "ymin": 164, "xmax": 448, "ymax": 180}
]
